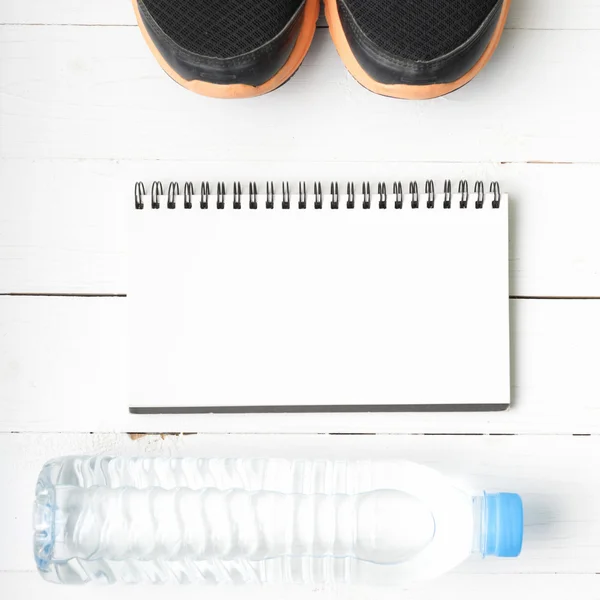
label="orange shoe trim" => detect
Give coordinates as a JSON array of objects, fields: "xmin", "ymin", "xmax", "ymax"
[
  {"xmin": 324, "ymin": 0, "xmax": 512, "ymax": 100},
  {"xmin": 132, "ymin": 0, "xmax": 320, "ymax": 99}
]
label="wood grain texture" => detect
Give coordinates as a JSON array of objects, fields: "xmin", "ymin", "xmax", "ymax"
[
  {"xmin": 1, "ymin": 297, "xmax": 598, "ymax": 434},
  {"xmin": 1, "ymin": 160, "xmax": 599, "ymax": 297},
  {"xmin": 3, "ymin": 433, "xmax": 600, "ymax": 574},
  {"xmin": 2, "ymin": 0, "xmax": 600, "ymax": 29},
  {"xmin": 1, "ymin": 1, "xmax": 599, "ymax": 596},
  {"xmin": 0, "ymin": 1, "xmax": 133, "ymax": 25},
  {"xmin": 1, "ymin": 27, "xmax": 599, "ymax": 163},
  {"xmin": 3, "ymin": 572, "xmax": 599, "ymax": 599}
]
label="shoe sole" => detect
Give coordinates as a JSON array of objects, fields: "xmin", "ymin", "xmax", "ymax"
[
  {"xmin": 324, "ymin": 0, "xmax": 512, "ymax": 100},
  {"xmin": 132, "ymin": 0, "xmax": 320, "ymax": 99}
]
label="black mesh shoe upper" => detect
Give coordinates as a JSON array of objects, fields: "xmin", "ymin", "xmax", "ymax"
[
  {"xmin": 338, "ymin": 0, "xmax": 504, "ymax": 86},
  {"xmin": 142, "ymin": 0, "xmax": 304, "ymax": 59},
  {"xmin": 342, "ymin": 0, "xmax": 499, "ymax": 62},
  {"xmin": 137, "ymin": 0, "xmax": 307, "ymax": 87}
]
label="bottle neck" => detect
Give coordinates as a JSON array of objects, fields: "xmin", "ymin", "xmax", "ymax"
[{"xmin": 471, "ymin": 495, "xmax": 486, "ymax": 557}]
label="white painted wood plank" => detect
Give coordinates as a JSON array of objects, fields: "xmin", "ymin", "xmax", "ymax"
[
  {"xmin": 1, "ymin": 160, "xmax": 599, "ymax": 297},
  {"xmin": 1, "ymin": 28, "xmax": 599, "ymax": 163},
  {"xmin": 510, "ymin": 0, "xmax": 600, "ymax": 29},
  {"xmin": 3, "ymin": 573, "xmax": 599, "ymax": 600},
  {"xmin": 2, "ymin": 0, "xmax": 600, "ymax": 29},
  {"xmin": 2, "ymin": 433, "xmax": 600, "ymax": 575},
  {"xmin": 0, "ymin": 1, "xmax": 133, "ymax": 25},
  {"xmin": 1, "ymin": 298, "xmax": 598, "ymax": 433}
]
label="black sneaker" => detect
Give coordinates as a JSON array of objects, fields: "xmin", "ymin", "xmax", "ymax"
[
  {"xmin": 325, "ymin": 0, "xmax": 511, "ymax": 99},
  {"xmin": 132, "ymin": 0, "xmax": 320, "ymax": 98}
]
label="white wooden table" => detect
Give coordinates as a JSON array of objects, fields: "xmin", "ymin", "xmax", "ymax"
[{"xmin": 1, "ymin": 0, "xmax": 599, "ymax": 597}]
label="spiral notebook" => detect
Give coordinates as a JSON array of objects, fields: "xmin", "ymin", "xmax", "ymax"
[{"xmin": 129, "ymin": 180, "xmax": 510, "ymax": 413}]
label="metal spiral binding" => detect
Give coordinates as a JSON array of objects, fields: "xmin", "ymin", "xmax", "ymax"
[
  {"xmin": 459, "ymin": 180, "xmax": 469, "ymax": 209},
  {"xmin": 282, "ymin": 182, "xmax": 291, "ymax": 210},
  {"xmin": 200, "ymin": 182, "xmax": 210, "ymax": 209},
  {"xmin": 134, "ymin": 182, "xmax": 145, "ymax": 209},
  {"xmin": 362, "ymin": 182, "xmax": 371, "ymax": 210},
  {"xmin": 410, "ymin": 182, "xmax": 419, "ymax": 209},
  {"xmin": 266, "ymin": 182, "xmax": 275, "ymax": 209},
  {"xmin": 393, "ymin": 182, "xmax": 403, "ymax": 209},
  {"xmin": 134, "ymin": 180, "xmax": 502, "ymax": 211},
  {"xmin": 167, "ymin": 182, "xmax": 179, "ymax": 209},
  {"xmin": 233, "ymin": 182, "xmax": 242, "ymax": 210},
  {"xmin": 217, "ymin": 182, "xmax": 225, "ymax": 209},
  {"xmin": 475, "ymin": 181, "xmax": 485, "ymax": 209},
  {"xmin": 347, "ymin": 183, "xmax": 355, "ymax": 209},
  {"xmin": 378, "ymin": 183, "xmax": 387, "ymax": 209},
  {"xmin": 426, "ymin": 180, "xmax": 435, "ymax": 209},
  {"xmin": 444, "ymin": 180, "xmax": 452, "ymax": 209},
  {"xmin": 249, "ymin": 182, "xmax": 258, "ymax": 210},
  {"xmin": 490, "ymin": 181, "xmax": 501, "ymax": 209},
  {"xmin": 331, "ymin": 183, "xmax": 339, "ymax": 210},
  {"xmin": 184, "ymin": 182, "xmax": 194, "ymax": 209},
  {"xmin": 299, "ymin": 182, "xmax": 307, "ymax": 210},
  {"xmin": 314, "ymin": 182, "xmax": 323, "ymax": 210},
  {"xmin": 151, "ymin": 181, "xmax": 163, "ymax": 209}
]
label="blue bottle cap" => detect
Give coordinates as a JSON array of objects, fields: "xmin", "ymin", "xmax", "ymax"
[{"xmin": 484, "ymin": 493, "xmax": 523, "ymax": 558}]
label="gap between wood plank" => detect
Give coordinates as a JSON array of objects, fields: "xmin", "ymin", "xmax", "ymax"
[
  {"xmin": 5, "ymin": 432, "xmax": 597, "ymax": 437},
  {"xmin": 2, "ymin": 294, "xmax": 599, "ymax": 300},
  {"xmin": 0, "ymin": 293, "xmax": 126, "ymax": 297},
  {"xmin": 4, "ymin": 158, "xmax": 600, "ymax": 165},
  {"xmin": 3, "ymin": 22, "xmax": 600, "ymax": 31}
]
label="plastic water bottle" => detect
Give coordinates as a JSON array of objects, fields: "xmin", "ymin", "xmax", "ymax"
[{"xmin": 34, "ymin": 456, "xmax": 523, "ymax": 585}]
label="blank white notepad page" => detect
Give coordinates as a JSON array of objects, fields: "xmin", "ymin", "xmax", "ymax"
[{"xmin": 129, "ymin": 193, "xmax": 509, "ymax": 411}]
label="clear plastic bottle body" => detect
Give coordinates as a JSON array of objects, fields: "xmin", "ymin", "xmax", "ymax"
[{"xmin": 34, "ymin": 456, "xmax": 522, "ymax": 585}]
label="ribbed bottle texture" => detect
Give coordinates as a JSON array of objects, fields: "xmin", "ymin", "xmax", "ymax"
[{"xmin": 34, "ymin": 456, "xmax": 523, "ymax": 585}]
